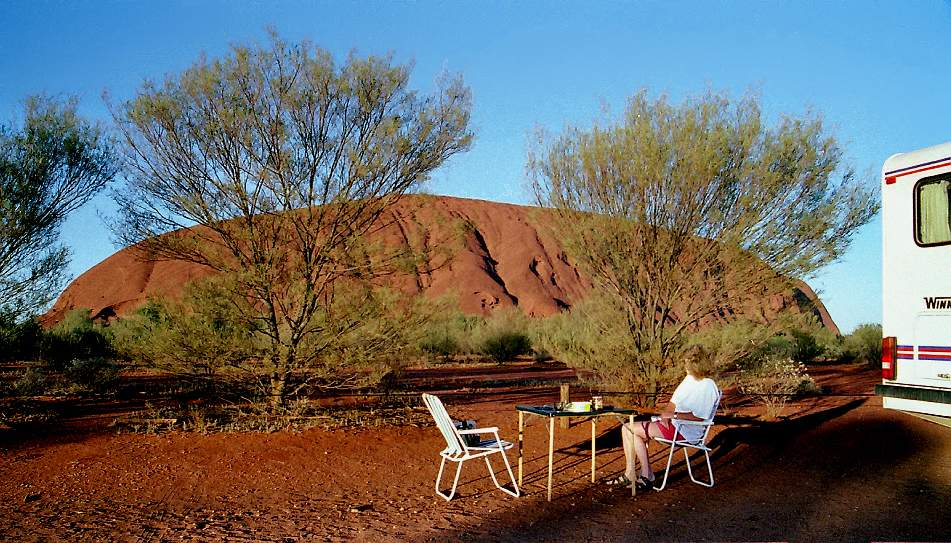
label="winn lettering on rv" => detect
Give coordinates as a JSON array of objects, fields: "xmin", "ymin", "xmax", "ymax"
[{"xmin": 924, "ymin": 297, "xmax": 951, "ymax": 310}]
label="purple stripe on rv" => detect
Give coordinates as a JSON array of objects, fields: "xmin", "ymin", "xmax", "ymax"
[{"xmin": 885, "ymin": 156, "xmax": 951, "ymax": 175}]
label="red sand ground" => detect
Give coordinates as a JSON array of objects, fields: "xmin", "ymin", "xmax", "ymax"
[{"xmin": 2, "ymin": 363, "xmax": 950, "ymax": 542}]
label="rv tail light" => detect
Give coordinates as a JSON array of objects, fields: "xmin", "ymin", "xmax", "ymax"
[{"xmin": 882, "ymin": 336, "xmax": 897, "ymax": 380}]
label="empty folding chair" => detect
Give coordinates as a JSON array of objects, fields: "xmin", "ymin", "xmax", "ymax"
[{"xmin": 422, "ymin": 393, "xmax": 520, "ymax": 501}]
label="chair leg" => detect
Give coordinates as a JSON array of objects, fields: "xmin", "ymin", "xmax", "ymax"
[
  {"xmin": 483, "ymin": 453, "xmax": 520, "ymax": 498},
  {"xmin": 683, "ymin": 448, "xmax": 714, "ymax": 487},
  {"xmin": 653, "ymin": 441, "xmax": 678, "ymax": 491},
  {"xmin": 497, "ymin": 449, "xmax": 521, "ymax": 497},
  {"xmin": 435, "ymin": 457, "xmax": 464, "ymax": 501},
  {"xmin": 484, "ymin": 456, "xmax": 502, "ymax": 489}
]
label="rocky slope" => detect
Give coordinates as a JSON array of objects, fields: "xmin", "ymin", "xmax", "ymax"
[{"xmin": 47, "ymin": 195, "xmax": 837, "ymax": 333}]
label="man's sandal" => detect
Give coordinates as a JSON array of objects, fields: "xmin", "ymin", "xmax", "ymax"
[{"xmin": 605, "ymin": 474, "xmax": 633, "ymax": 487}]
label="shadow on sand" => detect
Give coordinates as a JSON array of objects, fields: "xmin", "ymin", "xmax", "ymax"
[{"xmin": 422, "ymin": 397, "xmax": 951, "ymax": 543}]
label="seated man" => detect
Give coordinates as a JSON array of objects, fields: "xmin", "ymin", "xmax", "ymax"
[{"xmin": 607, "ymin": 345, "xmax": 720, "ymax": 491}]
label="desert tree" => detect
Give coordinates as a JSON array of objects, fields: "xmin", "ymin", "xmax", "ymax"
[
  {"xmin": 529, "ymin": 90, "xmax": 877, "ymax": 395},
  {"xmin": 0, "ymin": 96, "xmax": 116, "ymax": 315},
  {"xmin": 110, "ymin": 34, "xmax": 472, "ymax": 405}
]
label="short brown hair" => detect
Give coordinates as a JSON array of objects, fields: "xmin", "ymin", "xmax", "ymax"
[{"xmin": 682, "ymin": 345, "xmax": 714, "ymax": 379}]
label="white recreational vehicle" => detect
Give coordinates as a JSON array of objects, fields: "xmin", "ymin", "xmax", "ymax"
[{"xmin": 877, "ymin": 141, "xmax": 951, "ymax": 419}]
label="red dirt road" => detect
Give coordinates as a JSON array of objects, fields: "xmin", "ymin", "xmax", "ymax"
[{"xmin": 2, "ymin": 364, "xmax": 950, "ymax": 542}]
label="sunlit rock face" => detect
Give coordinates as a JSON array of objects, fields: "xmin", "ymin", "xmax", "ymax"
[{"xmin": 45, "ymin": 195, "xmax": 837, "ymax": 334}]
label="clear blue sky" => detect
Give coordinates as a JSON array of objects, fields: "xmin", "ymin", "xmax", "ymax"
[{"xmin": 2, "ymin": 1, "xmax": 949, "ymax": 333}]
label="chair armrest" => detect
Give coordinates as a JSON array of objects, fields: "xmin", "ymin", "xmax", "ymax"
[
  {"xmin": 458, "ymin": 426, "xmax": 498, "ymax": 434},
  {"xmin": 672, "ymin": 419, "xmax": 713, "ymax": 427}
]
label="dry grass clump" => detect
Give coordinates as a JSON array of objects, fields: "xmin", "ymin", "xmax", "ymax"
[
  {"xmin": 112, "ymin": 396, "xmax": 432, "ymax": 435},
  {"xmin": 739, "ymin": 357, "xmax": 818, "ymax": 419}
]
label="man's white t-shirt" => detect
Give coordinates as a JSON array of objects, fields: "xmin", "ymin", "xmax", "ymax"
[{"xmin": 670, "ymin": 375, "xmax": 720, "ymax": 442}]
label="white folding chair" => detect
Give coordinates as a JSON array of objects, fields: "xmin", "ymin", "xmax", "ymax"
[
  {"xmin": 422, "ymin": 393, "xmax": 520, "ymax": 501},
  {"xmin": 652, "ymin": 391, "xmax": 721, "ymax": 491}
]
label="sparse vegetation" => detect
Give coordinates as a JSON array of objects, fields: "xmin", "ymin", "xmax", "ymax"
[
  {"xmin": 0, "ymin": 95, "xmax": 116, "ymax": 315},
  {"xmin": 112, "ymin": 395, "xmax": 432, "ymax": 435},
  {"xmin": 110, "ymin": 33, "xmax": 472, "ymax": 408},
  {"xmin": 479, "ymin": 331, "xmax": 532, "ymax": 363},
  {"xmin": 739, "ymin": 356, "xmax": 819, "ymax": 419},
  {"xmin": 63, "ymin": 357, "xmax": 120, "ymax": 393},
  {"xmin": 530, "ymin": 89, "xmax": 878, "ymax": 397},
  {"xmin": 843, "ymin": 323, "xmax": 882, "ymax": 367}
]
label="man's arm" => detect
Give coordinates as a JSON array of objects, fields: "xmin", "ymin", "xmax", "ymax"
[{"xmin": 661, "ymin": 402, "xmax": 705, "ymax": 422}]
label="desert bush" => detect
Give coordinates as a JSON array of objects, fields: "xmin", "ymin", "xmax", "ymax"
[
  {"xmin": 13, "ymin": 367, "xmax": 48, "ymax": 396},
  {"xmin": 480, "ymin": 330, "xmax": 532, "ymax": 363},
  {"xmin": 734, "ymin": 314, "xmax": 842, "ymax": 364},
  {"xmin": 63, "ymin": 357, "xmax": 119, "ymax": 392},
  {"xmin": 42, "ymin": 309, "xmax": 113, "ymax": 371},
  {"xmin": 811, "ymin": 326, "xmax": 845, "ymax": 362},
  {"xmin": 789, "ymin": 328, "xmax": 824, "ymax": 363},
  {"xmin": 110, "ymin": 279, "xmax": 265, "ymax": 391},
  {"xmin": 417, "ymin": 308, "xmax": 483, "ymax": 360},
  {"xmin": 531, "ymin": 295, "xmax": 682, "ymax": 405},
  {"xmin": 685, "ymin": 319, "xmax": 777, "ymax": 371},
  {"xmin": 843, "ymin": 323, "xmax": 882, "ymax": 367},
  {"xmin": 472, "ymin": 308, "xmax": 532, "ymax": 356},
  {"xmin": 739, "ymin": 356, "xmax": 818, "ymax": 419},
  {"xmin": 0, "ymin": 311, "xmax": 44, "ymax": 362},
  {"xmin": 419, "ymin": 331, "xmax": 460, "ymax": 360},
  {"xmin": 113, "ymin": 277, "xmax": 438, "ymax": 405}
]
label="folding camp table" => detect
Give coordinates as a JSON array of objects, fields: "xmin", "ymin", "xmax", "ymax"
[{"xmin": 515, "ymin": 404, "xmax": 644, "ymax": 501}]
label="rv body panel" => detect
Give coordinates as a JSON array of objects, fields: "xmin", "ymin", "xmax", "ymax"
[{"xmin": 879, "ymin": 141, "xmax": 951, "ymax": 417}]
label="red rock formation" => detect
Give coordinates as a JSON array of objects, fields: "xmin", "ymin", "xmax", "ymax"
[{"xmin": 45, "ymin": 195, "xmax": 837, "ymax": 332}]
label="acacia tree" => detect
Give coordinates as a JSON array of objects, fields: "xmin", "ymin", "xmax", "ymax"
[
  {"xmin": 0, "ymin": 96, "xmax": 116, "ymax": 315},
  {"xmin": 111, "ymin": 35, "xmax": 472, "ymax": 405},
  {"xmin": 530, "ymin": 90, "xmax": 877, "ymax": 394}
]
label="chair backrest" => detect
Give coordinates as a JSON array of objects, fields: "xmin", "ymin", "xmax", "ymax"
[
  {"xmin": 692, "ymin": 389, "xmax": 723, "ymax": 445},
  {"xmin": 422, "ymin": 393, "xmax": 466, "ymax": 455},
  {"xmin": 706, "ymin": 389, "xmax": 723, "ymax": 422}
]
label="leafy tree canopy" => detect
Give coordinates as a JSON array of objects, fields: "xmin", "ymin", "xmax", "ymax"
[
  {"xmin": 0, "ymin": 96, "xmax": 116, "ymax": 315},
  {"xmin": 530, "ymin": 90, "xmax": 878, "ymax": 393},
  {"xmin": 111, "ymin": 32, "xmax": 473, "ymax": 405}
]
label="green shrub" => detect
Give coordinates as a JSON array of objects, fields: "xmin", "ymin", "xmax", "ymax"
[
  {"xmin": 64, "ymin": 357, "xmax": 119, "ymax": 392},
  {"xmin": 843, "ymin": 323, "xmax": 882, "ymax": 367},
  {"xmin": 739, "ymin": 356, "xmax": 817, "ymax": 419},
  {"xmin": 13, "ymin": 367, "xmax": 48, "ymax": 396},
  {"xmin": 42, "ymin": 309, "xmax": 112, "ymax": 371},
  {"xmin": 686, "ymin": 319, "xmax": 777, "ymax": 371},
  {"xmin": 480, "ymin": 331, "xmax": 531, "ymax": 362},
  {"xmin": 789, "ymin": 328, "xmax": 825, "ymax": 363},
  {"xmin": 760, "ymin": 335, "xmax": 796, "ymax": 360},
  {"xmin": 812, "ymin": 326, "xmax": 845, "ymax": 362},
  {"xmin": 109, "ymin": 283, "xmax": 259, "ymax": 384},
  {"xmin": 0, "ymin": 311, "xmax": 45, "ymax": 362},
  {"xmin": 530, "ymin": 295, "xmax": 681, "ymax": 404},
  {"xmin": 416, "ymin": 308, "xmax": 483, "ymax": 359},
  {"xmin": 419, "ymin": 331, "xmax": 460, "ymax": 360}
]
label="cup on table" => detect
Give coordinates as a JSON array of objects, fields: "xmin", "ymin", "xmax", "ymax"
[{"xmin": 592, "ymin": 395, "xmax": 603, "ymax": 410}]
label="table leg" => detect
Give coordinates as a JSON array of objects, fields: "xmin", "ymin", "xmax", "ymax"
[
  {"xmin": 630, "ymin": 414, "xmax": 636, "ymax": 497},
  {"xmin": 547, "ymin": 416, "xmax": 554, "ymax": 502},
  {"xmin": 590, "ymin": 418, "xmax": 596, "ymax": 483},
  {"xmin": 517, "ymin": 411, "xmax": 524, "ymax": 486}
]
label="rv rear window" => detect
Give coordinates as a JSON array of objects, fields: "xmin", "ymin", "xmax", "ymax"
[{"xmin": 915, "ymin": 174, "xmax": 951, "ymax": 246}]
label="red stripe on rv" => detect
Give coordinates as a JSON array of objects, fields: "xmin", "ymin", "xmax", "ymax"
[{"xmin": 885, "ymin": 160, "xmax": 951, "ymax": 184}]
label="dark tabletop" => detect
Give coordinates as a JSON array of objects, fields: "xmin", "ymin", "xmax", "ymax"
[{"xmin": 515, "ymin": 404, "xmax": 641, "ymax": 417}]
